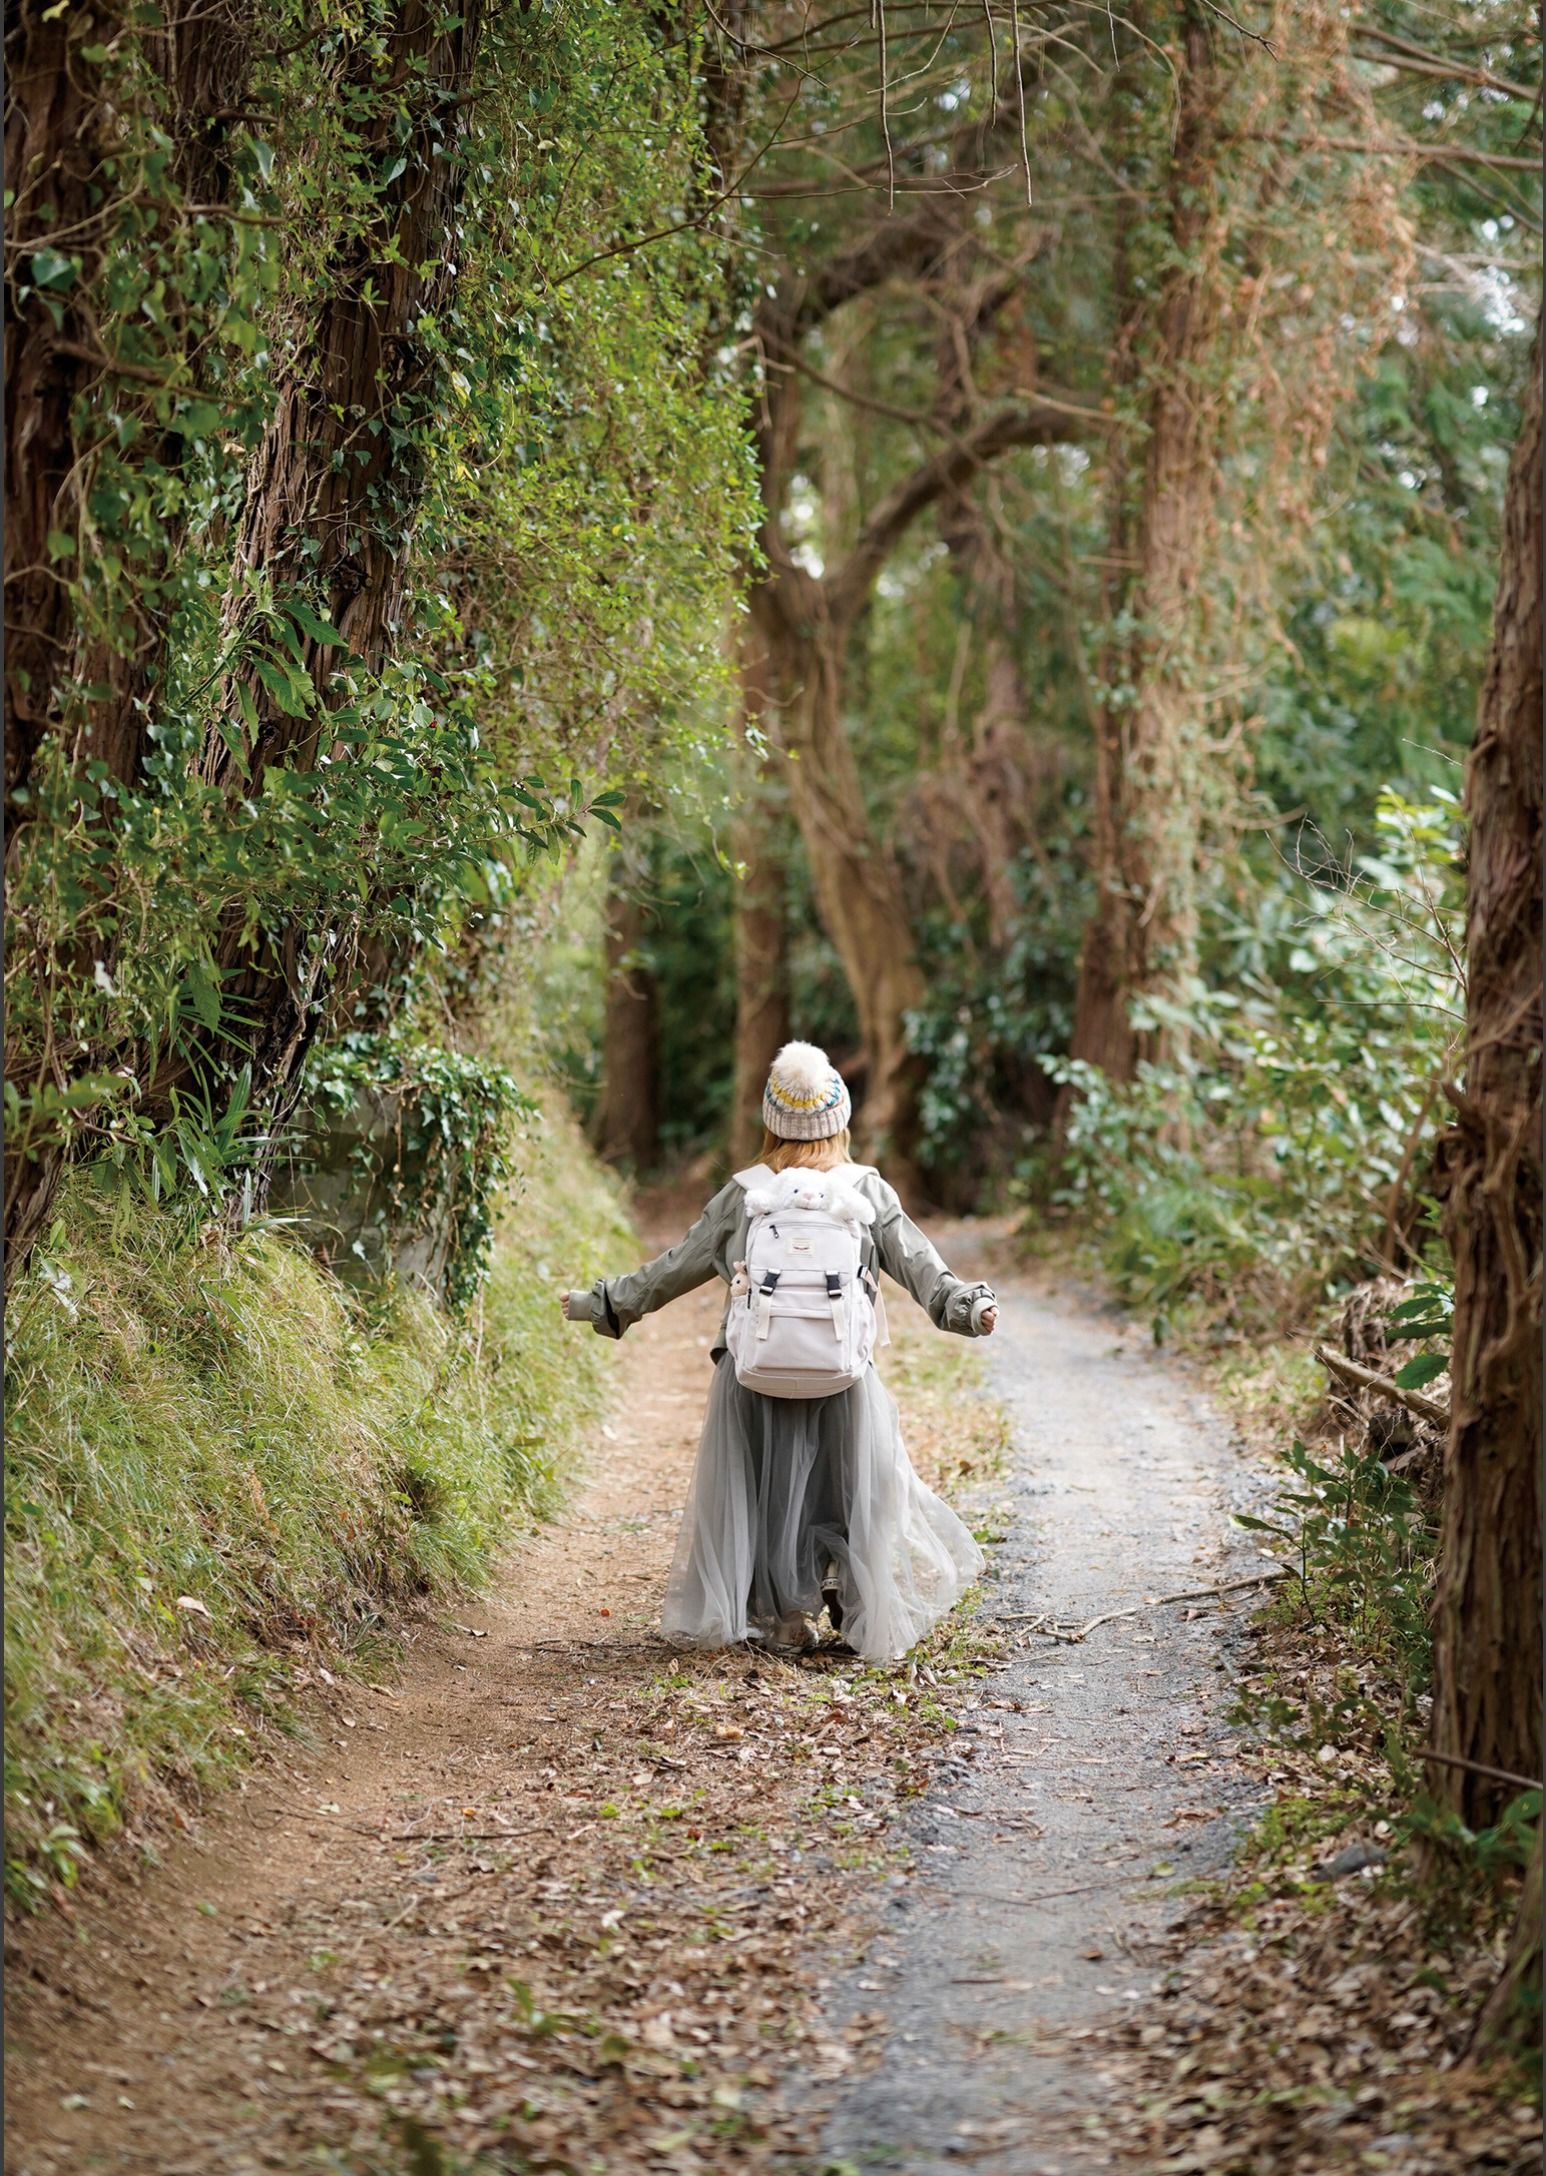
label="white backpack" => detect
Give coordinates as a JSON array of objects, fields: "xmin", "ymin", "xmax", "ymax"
[{"xmin": 725, "ymin": 1165, "xmax": 881, "ymax": 1398}]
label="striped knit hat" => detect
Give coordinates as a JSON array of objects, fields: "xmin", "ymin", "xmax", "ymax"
[{"xmin": 762, "ymin": 1040, "xmax": 852, "ymax": 1141}]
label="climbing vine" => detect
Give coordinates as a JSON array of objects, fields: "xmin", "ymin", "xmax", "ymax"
[{"xmin": 4, "ymin": 0, "xmax": 754, "ymax": 1261}]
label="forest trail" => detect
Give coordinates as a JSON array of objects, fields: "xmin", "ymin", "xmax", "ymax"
[
  {"xmin": 5, "ymin": 1210, "xmax": 1267, "ymax": 2176},
  {"xmin": 811, "ymin": 1244, "xmax": 1267, "ymax": 2173}
]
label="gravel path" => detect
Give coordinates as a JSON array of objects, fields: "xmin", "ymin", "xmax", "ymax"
[{"xmin": 808, "ymin": 1247, "xmax": 1269, "ymax": 2175}]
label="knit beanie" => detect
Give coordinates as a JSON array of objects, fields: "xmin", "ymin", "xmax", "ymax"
[{"xmin": 762, "ymin": 1040, "xmax": 852, "ymax": 1141}]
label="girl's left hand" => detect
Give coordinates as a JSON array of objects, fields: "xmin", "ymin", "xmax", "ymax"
[{"xmin": 979, "ymin": 1304, "xmax": 998, "ymax": 1336}]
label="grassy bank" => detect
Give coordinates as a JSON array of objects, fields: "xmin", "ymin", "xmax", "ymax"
[{"xmin": 3, "ymin": 1094, "xmax": 632, "ymax": 1910}]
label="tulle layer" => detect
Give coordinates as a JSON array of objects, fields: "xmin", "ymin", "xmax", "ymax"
[{"xmin": 661, "ymin": 1359, "xmax": 983, "ymax": 1664}]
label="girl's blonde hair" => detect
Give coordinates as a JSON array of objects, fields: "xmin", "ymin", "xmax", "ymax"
[{"xmin": 758, "ymin": 1126, "xmax": 852, "ymax": 1173}]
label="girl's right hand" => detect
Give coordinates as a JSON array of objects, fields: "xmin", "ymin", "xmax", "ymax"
[{"xmin": 558, "ymin": 1293, "xmax": 573, "ymax": 1322}]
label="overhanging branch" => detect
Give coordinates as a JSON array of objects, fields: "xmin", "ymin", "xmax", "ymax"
[{"xmin": 828, "ymin": 395, "xmax": 1104, "ymax": 619}]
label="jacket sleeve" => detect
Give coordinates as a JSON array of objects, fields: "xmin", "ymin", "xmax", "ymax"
[
  {"xmin": 566, "ymin": 1184, "xmax": 736, "ymax": 1339},
  {"xmin": 870, "ymin": 1179, "xmax": 996, "ymax": 1336}
]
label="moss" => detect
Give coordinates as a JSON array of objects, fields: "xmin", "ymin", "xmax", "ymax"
[{"xmin": 3, "ymin": 1091, "xmax": 631, "ymax": 1908}]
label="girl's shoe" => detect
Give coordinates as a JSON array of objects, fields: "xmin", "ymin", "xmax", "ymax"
[
  {"xmin": 822, "ymin": 1559, "xmax": 844, "ymax": 1633},
  {"xmin": 771, "ymin": 1610, "xmax": 818, "ymax": 1651}
]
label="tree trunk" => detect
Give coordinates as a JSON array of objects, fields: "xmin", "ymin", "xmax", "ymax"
[
  {"xmin": 2, "ymin": 0, "xmax": 117, "ymax": 831},
  {"xmin": 1068, "ymin": 9, "xmax": 1222, "ymax": 1083},
  {"xmin": 1427, "ymin": 315, "xmax": 1543, "ymax": 1830},
  {"xmin": 756, "ymin": 579, "xmax": 928, "ymax": 1190},
  {"xmin": 4, "ymin": 0, "xmax": 253, "ymax": 1281},
  {"xmin": 185, "ymin": 0, "xmax": 485, "ymax": 1163},
  {"xmin": 5, "ymin": 0, "xmax": 252, "ymax": 834},
  {"xmin": 729, "ymin": 625, "xmax": 791, "ymax": 1169},
  {"xmin": 594, "ymin": 877, "xmax": 660, "ymax": 1173}
]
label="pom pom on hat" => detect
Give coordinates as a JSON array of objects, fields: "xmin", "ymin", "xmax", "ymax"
[{"xmin": 762, "ymin": 1040, "xmax": 852, "ymax": 1140}]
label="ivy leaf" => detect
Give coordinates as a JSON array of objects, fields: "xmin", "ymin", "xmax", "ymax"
[
  {"xmin": 29, "ymin": 246, "xmax": 78, "ymax": 292},
  {"xmin": 285, "ymin": 597, "xmax": 348, "ymax": 648},
  {"xmin": 1394, "ymin": 1353, "xmax": 1448, "ymax": 1390}
]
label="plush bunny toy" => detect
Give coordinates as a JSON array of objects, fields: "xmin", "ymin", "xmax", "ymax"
[{"xmin": 744, "ymin": 1169, "xmax": 876, "ymax": 1234}]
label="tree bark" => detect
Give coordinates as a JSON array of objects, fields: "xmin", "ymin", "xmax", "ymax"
[
  {"xmin": 749, "ymin": 361, "xmax": 1091, "ymax": 1185},
  {"xmin": 1069, "ymin": 8, "xmax": 1222, "ymax": 1083},
  {"xmin": 185, "ymin": 0, "xmax": 485, "ymax": 1160},
  {"xmin": 4, "ymin": 0, "xmax": 253, "ymax": 834},
  {"xmin": 4, "ymin": 0, "xmax": 254, "ymax": 1280},
  {"xmin": 4, "ymin": 0, "xmax": 119, "ymax": 827},
  {"xmin": 594, "ymin": 873, "xmax": 661, "ymax": 1173},
  {"xmin": 206, "ymin": 0, "xmax": 483, "ymax": 794},
  {"xmin": 729, "ymin": 623, "xmax": 792, "ymax": 1169},
  {"xmin": 1427, "ymin": 314, "xmax": 1543, "ymax": 1830},
  {"xmin": 752, "ymin": 575, "xmax": 929, "ymax": 1189},
  {"xmin": 4, "ymin": 0, "xmax": 125, "ymax": 1273}
]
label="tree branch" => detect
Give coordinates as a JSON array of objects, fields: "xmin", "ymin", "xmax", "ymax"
[
  {"xmin": 1313, "ymin": 1342, "xmax": 1451, "ymax": 1427},
  {"xmin": 1353, "ymin": 24, "xmax": 1537, "ymax": 106},
  {"xmin": 828, "ymin": 395, "xmax": 1102, "ymax": 618},
  {"xmin": 786, "ymin": 68, "xmax": 1044, "ymax": 334}
]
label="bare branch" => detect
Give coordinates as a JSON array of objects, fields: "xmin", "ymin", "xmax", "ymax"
[{"xmin": 828, "ymin": 396, "xmax": 1103, "ymax": 617}]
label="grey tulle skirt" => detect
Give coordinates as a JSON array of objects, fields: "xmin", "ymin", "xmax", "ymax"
[{"xmin": 660, "ymin": 1358, "xmax": 984, "ymax": 1663}]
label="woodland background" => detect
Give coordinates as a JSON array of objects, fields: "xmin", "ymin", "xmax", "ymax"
[{"xmin": 3, "ymin": 0, "xmax": 1541, "ymax": 2146}]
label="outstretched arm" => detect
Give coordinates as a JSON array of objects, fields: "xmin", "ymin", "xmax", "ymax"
[
  {"xmin": 870, "ymin": 1182, "xmax": 997, "ymax": 1336},
  {"xmin": 562, "ymin": 1184, "xmax": 736, "ymax": 1339}
]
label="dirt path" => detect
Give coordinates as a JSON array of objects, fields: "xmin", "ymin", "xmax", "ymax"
[{"xmin": 6, "ymin": 1216, "xmax": 1266, "ymax": 2176}]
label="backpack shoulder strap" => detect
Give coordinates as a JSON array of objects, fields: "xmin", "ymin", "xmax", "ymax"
[{"xmin": 732, "ymin": 1164, "xmax": 776, "ymax": 1192}]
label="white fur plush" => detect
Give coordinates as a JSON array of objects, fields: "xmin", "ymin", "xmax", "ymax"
[
  {"xmin": 745, "ymin": 1168, "xmax": 875, "ymax": 1232},
  {"xmin": 770, "ymin": 1040, "xmax": 835, "ymax": 1099}
]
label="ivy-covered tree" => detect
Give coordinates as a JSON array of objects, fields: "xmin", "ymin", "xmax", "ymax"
[
  {"xmin": 1428, "ymin": 311, "xmax": 1542, "ymax": 1825},
  {"xmin": 3, "ymin": 0, "xmax": 755, "ymax": 1282}
]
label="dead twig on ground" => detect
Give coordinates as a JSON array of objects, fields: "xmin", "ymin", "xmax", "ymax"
[
  {"xmin": 1313, "ymin": 1341, "xmax": 1451, "ymax": 1426},
  {"xmin": 1418, "ymin": 1749, "xmax": 1543, "ymax": 1795},
  {"xmin": 1000, "ymin": 1567, "xmax": 1290, "ymax": 1643}
]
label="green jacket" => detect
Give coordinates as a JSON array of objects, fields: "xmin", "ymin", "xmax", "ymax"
[{"xmin": 565, "ymin": 1164, "xmax": 996, "ymax": 1357}]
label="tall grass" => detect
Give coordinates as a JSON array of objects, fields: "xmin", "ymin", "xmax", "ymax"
[{"xmin": 3, "ymin": 1094, "xmax": 631, "ymax": 1907}]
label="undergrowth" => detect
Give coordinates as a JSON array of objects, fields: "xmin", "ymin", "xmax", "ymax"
[{"xmin": 3, "ymin": 1093, "xmax": 632, "ymax": 1909}]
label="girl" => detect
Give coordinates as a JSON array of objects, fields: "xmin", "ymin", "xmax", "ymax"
[{"xmin": 562, "ymin": 1041, "xmax": 996, "ymax": 1663}]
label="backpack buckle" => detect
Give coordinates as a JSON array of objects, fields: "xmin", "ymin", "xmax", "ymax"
[{"xmin": 825, "ymin": 1269, "xmax": 845, "ymax": 1340}]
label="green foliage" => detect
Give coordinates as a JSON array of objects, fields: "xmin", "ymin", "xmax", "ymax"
[
  {"xmin": 907, "ymin": 839, "xmax": 1089, "ymax": 1194},
  {"xmin": 306, "ymin": 1033, "xmax": 538, "ymax": 1309},
  {"xmin": 3, "ymin": 1093, "xmax": 631, "ymax": 1907},
  {"xmin": 1042, "ymin": 788, "xmax": 1464, "ymax": 1333},
  {"xmin": 1402, "ymin": 1791, "xmax": 1542, "ymax": 1883},
  {"xmin": 1240, "ymin": 1438, "xmax": 1435, "ymax": 1697},
  {"xmin": 6, "ymin": 0, "xmax": 755, "ymax": 1201},
  {"xmin": 647, "ymin": 836, "xmax": 739, "ymax": 1156}
]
